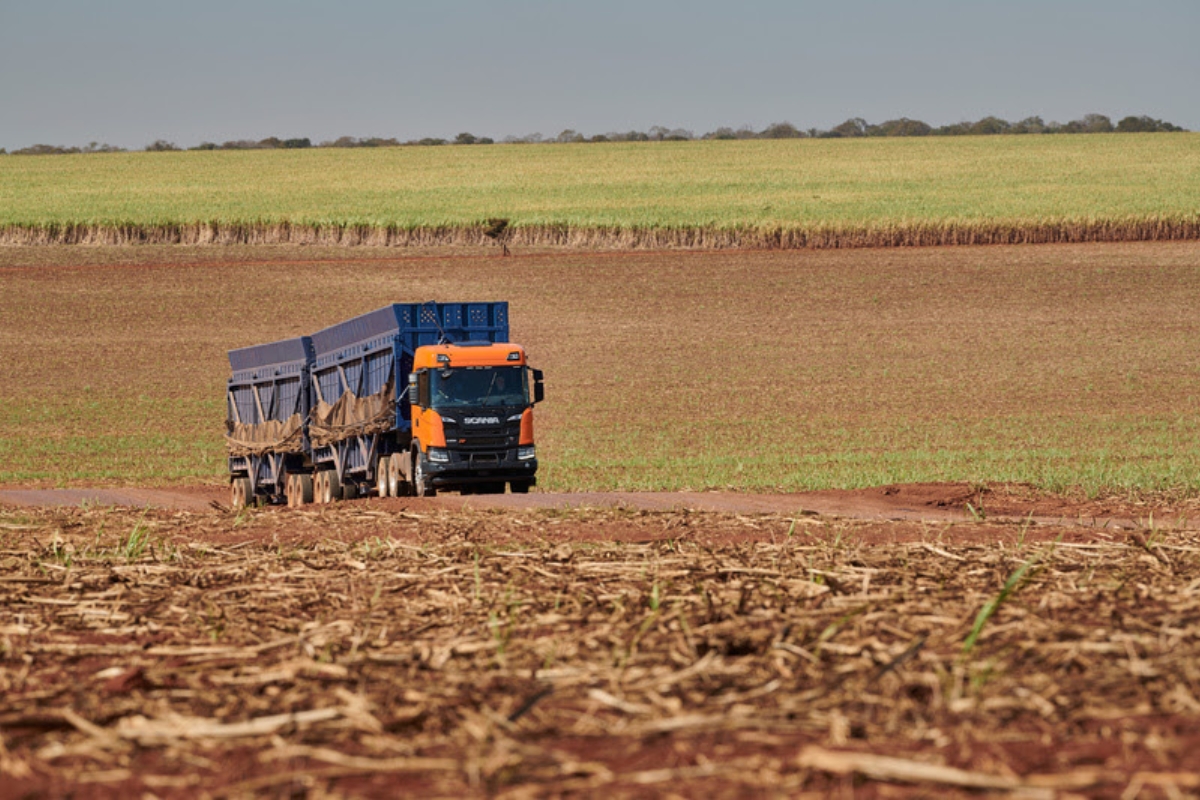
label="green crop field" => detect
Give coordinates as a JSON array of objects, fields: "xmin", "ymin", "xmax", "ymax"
[
  {"xmin": 2, "ymin": 135, "xmax": 1198, "ymax": 247},
  {"xmin": 1, "ymin": 242, "xmax": 1198, "ymax": 497}
]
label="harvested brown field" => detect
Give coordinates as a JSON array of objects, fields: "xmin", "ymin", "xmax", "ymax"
[
  {"xmin": 2, "ymin": 241, "xmax": 1200, "ymax": 495},
  {"xmin": 3, "ymin": 503, "xmax": 1200, "ymax": 798}
]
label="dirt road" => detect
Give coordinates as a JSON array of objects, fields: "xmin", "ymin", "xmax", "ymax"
[{"xmin": 2, "ymin": 482, "xmax": 1192, "ymax": 532}]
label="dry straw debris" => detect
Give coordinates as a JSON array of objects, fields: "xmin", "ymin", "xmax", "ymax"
[
  {"xmin": 3, "ymin": 216, "xmax": 1200, "ymax": 249},
  {"xmin": 2, "ymin": 505, "xmax": 1199, "ymax": 796}
]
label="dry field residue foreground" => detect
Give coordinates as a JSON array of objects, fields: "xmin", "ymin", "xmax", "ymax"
[{"xmin": 2, "ymin": 505, "xmax": 1199, "ymax": 798}]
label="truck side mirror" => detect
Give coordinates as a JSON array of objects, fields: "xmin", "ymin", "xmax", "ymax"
[
  {"xmin": 531, "ymin": 369, "xmax": 545, "ymax": 404},
  {"xmin": 417, "ymin": 371, "xmax": 431, "ymax": 407},
  {"xmin": 408, "ymin": 373, "xmax": 420, "ymax": 407}
]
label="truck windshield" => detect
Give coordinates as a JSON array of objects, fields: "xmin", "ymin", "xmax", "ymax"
[{"xmin": 431, "ymin": 366, "xmax": 528, "ymax": 410}]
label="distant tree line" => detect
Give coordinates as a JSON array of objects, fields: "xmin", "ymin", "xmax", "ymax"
[
  {"xmin": 4, "ymin": 141, "xmax": 129, "ymax": 155},
  {"xmin": 191, "ymin": 137, "xmax": 314, "ymax": 150},
  {"xmin": 567, "ymin": 114, "xmax": 1184, "ymax": 142},
  {"xmin": 2, "ymin": 114, "xmax": 1186, "ymax": 155}
]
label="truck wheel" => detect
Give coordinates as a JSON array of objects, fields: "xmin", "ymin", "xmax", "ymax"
[
  {"xmin": 343, "ymin": 481, "xmax": 358, "ymax": 500},
  {"xmin": 377, "ymin": 455, "xmax": 391, "ymax": 498},
  {"xmin": 287, "ymin": 473, "xmax": 309, "ymax": 508},
  {"xmin": 413, "ymin": 452, "xmax": 436, "ymax": 497},
  {"xmin": 298, "ymin": 473, "xmax": 313, "ymax": 505},
  {"xmin": 326, "ymin": 470, "xmax": 343, "ymax": 502},
  {"xmin": 510, "ymin": 480, "xmax": 532, "ymax": 494},
  {"xmin": 314, "ymin": 471, "xmax": 328, "ymax": 504},
  {"xmin": 231, "ymin": 477, "xmax": 251, "ymax": 509},
  {"xmin": 387, "ymin": 455, "xmax": 405, "ymax": 497}
]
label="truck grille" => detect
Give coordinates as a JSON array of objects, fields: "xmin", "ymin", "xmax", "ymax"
[{"xmin": 460, "ymin": 436, "xmax": 509, "ymax": 447}]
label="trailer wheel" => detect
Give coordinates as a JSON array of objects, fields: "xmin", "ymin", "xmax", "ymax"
[
  {"xmin": 293, "ymin": 474, "xmax": 306, "ymax": 508},
  {"xmin": 317, "ymin": 471, "xmax": 332, "ymax": 504},
  {"xmin": 377, "ymin": 456, "xmax": 391, "ymax": 498},
  {"xmin": 316, "ymin": 469, "xmax": 343, "ymax": 504},
  {"xmin": 342, "ymin": 481, "xmax": 358, "ymax": 501},
  {"xmin": 412, "ymin": 451, "xmax": 436, "ymax": 497},
  {"xmin": 298, "ymin": 474, "xmax": 313, "ymax": 505},
  {"xmin": 326, "ymin": 470, "xmax": 343, "ymax": 502},
  {"xmin": 288, "ymin": 473, "xmax": 312, "ymax": 508},
  {"xmin": 231, "ymin": 477, "xmax": 251, "ymax": 509},
  {"xmin": 314, "ymin": 471, "xmax": 327, "ymax": 504}
]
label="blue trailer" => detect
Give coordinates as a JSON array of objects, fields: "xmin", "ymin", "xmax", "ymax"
[
  {"xmin": 225, "ymin": 301, "xmax": 540, "ymax": 508},
  {"xmin": 225, "ymin": 335, "xmax": 315, "ymax": 508},
  {"xmin": 306, "ymin": 302, "xmax": 509, "ymax": 501}
]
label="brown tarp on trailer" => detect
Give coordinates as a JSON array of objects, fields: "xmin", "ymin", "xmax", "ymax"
[
  {"xmin": 309, "ymin": 379, "xmax": 396, "ymax": 448},
  {"xmin": 225, "ymin": 413, "xmax": 305, "ymax": 456}
]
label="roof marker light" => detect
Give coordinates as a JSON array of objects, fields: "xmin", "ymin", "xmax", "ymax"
[{"xmin": 507, "ymin": 352, "xmax": 520, "ymax": 361}]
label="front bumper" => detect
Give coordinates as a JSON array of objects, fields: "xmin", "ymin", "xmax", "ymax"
[{"xmin": 423, "ymin": 448, "xmax": 537, "ymax": 487}]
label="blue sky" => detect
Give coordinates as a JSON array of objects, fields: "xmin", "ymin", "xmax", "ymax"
[{"xmin": 1, "ymin": 0, "xmax": 1196, "ymax": 149}]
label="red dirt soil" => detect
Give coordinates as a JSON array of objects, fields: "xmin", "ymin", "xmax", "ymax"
[{"xmin": 2, "ymin": 481, "xmax": 1193, "ymax": 534}]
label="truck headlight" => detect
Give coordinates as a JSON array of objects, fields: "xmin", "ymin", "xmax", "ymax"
[
  {"xmin": 427, "ymin": 447, "xmax": 450, "ymax": 463},
  {"xmin": 517, "ymin": 446, "xmax": 536, "ymax": 461}
]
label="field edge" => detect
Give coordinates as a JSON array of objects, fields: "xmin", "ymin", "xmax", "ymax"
[{"xmin": 4, "ymin": 215, "xmax": 1200, "ymax": 248}]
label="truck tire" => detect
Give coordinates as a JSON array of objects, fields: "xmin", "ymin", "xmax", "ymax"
[
  {"xmin": 231, "ymin": 477, "xmax": 252, "ymax": 510},
  {"xmin": 298, "ymin": 473, "xmax": 313, "ymax": 505},
  {"xmin": 342, "ymin": 481, "xmax": 358, "ymax": 500},
  {"xmin": 376, "ymin": 456, "xmax": 391, "ymax": 498},
  {"xmin": 412, "ymin": 451, "xmax": 436, "ymax": 497},
  {"xmin": 510, "ymin": 480, "xmax": 532, "ymax": 494},
  {"xmin": 387, "ymin": 455, "xmax": 405, "ymax": 497},
  {"xmin": 314, "ymin": 471, "xmax": 328, "ymax": 504},
  {"xmin": 325, "ymin": 470, "xmax": 343, "ymax": 503},
  {"xmin": 289, "ymin": 473, "xmax": 314, "ymax": 507}
]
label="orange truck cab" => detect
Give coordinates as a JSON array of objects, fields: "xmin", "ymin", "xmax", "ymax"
[{"xmin": 407, "ymin": 341, "xmax": 545, "ymax": 496}]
